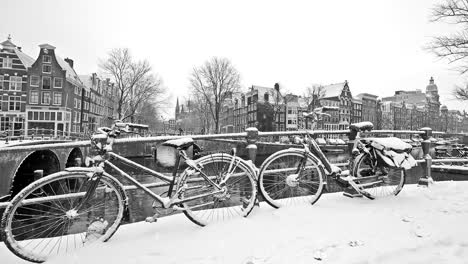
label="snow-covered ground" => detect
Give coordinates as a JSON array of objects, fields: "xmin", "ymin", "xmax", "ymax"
[{"xmin": 2, "ymin": 181, "xmax": 468, "ymax": 264}]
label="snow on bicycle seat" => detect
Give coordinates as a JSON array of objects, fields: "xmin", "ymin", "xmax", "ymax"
[
  {"xmin": 363, "ymin": 137, "xmax": 412, "ymax": 153},
  {"xmin": 349, "ymin": 122, "xmax": 373, "ymax": 132},
  {"xmin": 162, "ymin": 138, "xmax": 194, "ymax": 149}
]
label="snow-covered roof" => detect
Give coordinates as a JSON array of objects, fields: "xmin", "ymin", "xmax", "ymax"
[
  {"xmin": 322, "ymin": 82, "xmax": 345, "ymax": 99},
  {"xmin": 0, "ymin": 36, "xmax": 35, "ymax": 69},
  {"xmin": 56, "ymin": 55, "xmax": 82, "ymax": 86},
  {"xmin": 15, "ymin": 49, "xmax": 35, "ymax": 68}
]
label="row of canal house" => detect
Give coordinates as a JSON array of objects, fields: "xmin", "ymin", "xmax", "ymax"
[
  {"xmin": 0, "ymin": 36, "xmax": 117, "ymax": 137},
  {"xmin": 217, "ymin": 78, "xmax": 468, "ymax": 135}
]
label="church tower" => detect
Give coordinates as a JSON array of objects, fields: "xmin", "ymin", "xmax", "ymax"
[{"xmin": 175, "ymin": 97, "xmax": 180, "ymax": 119}]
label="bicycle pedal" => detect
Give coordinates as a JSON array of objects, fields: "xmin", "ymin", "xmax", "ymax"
[
  {"xmin": 145, "ymin": 216, "xmax": 158, "ymax": 223},
  {"xmin": 343, "ymin": 188, "xmax": 363, "ymax": 198}
]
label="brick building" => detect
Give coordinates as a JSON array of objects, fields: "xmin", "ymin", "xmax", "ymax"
[
  {"xmin": 356, "ymin": 93, "xmax": 379, "ymax": 126},
  {"xmin": 320, "ymin": 81, "xmax": 353, "ymax": 131},
  {"xmin": 79, "ymin": 73, "xmax": 117, "ymax": 133},
  {"xmin": 0, "ymin": 36, "xmax": 33, "ymax": 135},
  {"xmin": 24, "ymin": 43, "xmax": 84, "ymax": 137}
]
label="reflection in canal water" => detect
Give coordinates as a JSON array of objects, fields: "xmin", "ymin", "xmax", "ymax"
[{"xmin": 109, "ymin": 149, "xmax": 426, "ymax": 223}]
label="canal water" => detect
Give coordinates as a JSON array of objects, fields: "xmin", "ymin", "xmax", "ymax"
[{"xmin": 113, "ymin": 149, "xmax": 431, "ymax": 223}]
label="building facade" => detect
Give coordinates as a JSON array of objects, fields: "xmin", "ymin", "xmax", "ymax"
[
  {"xmin": 0, "ymin": 36, "xmax": 33, "ymax": 135},
  {"xmin": 25, "ymin": 43, "xmax": 84, "ymax": 137}
]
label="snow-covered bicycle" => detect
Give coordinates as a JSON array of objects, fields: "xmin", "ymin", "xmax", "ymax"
[
  {"xmin": 1, "ymin": 121, "xmax": 257, "ymax": 263},
  {"xmin": 258, "ymin": 107, "xmax": 417, "ymax": 208}
]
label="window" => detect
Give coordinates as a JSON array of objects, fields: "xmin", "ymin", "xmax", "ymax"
[
  {"xmin": 3, "ymin": 57, "xmax": 12, "ymax": 68},
  {"xmin": 53, "ymin": 78, "xmax": 63, "ymax": 88},
  {"xmin": 9, "ymin": 76, "xmax": 22, "ymax": 91},
  {"xmin": 30, "ymin": 91, "xmax": 39, "ymax": 104},
  {"xmin": 43, "ymin": 55, "xmax": 51, "ymax": 63},
  {"xmin": 9, "ymin": 96, "xmax": 21, "ymax": 111},
  {"xmin": 30, "ymin": 75, "xmax": 39, "ymax": 87},
  {"xmin": 0, "ymin": 117, "xmax": 10, "ymax": 130},
  {"xmin": 0, "ymin": 76, "xmax": 3, "ymax": 90},
  {"xmin": 53, "ymin": 92, "xmax": 62, "ymax": 105},
  {"xmin": 42, "ymin": 64, "xmax": 51, "ymax": 73},
  {"xmin": 42, "ymin": 92, "xmax": 51, "ymax": 104},
  {"xmin": 42, "ymin": 77, "xmax": 51, "ymax": 89}
]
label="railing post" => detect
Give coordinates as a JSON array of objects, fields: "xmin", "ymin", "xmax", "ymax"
[
  {"xmin": 347, "ymin": 128, "xmax": 358, "ymax": 156},
  {"xmin": 245, "ymin": 127, "xmax": 258, "ymax": 164},
  {"xmin": 151, "ymin": 146, "xmax": 157, "ymax": 162},
  {"xmin": 418, "ymin": 127, "xmax": 433, "ymax": 187}
]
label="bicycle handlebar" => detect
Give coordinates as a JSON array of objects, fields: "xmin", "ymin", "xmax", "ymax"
[{"xmin": 114, "ymin": 121, "xmax": 149, "ymax": 130}]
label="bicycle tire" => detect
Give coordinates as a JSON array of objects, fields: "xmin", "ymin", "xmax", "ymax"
[
  {"xmin": 1, "ymin": 171, "xmax": 127, "ymax": 263},
  {"xmin": 178, "ymin": 153, "xmax": 257, "ymax": 226},
  {"xmin": 258, "ymin": 148, "xmax": 326, "ymax": 209},
  {"xmin": 352, "ymin": 152, "xmax": 406, "ymax": 199}
]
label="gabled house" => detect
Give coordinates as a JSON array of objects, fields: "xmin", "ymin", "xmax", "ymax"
[
  {"xmin": 25, "ymin": 43, "xmax": 84, "ymax": 137},
  {"xmin": 319, "ymin": 80, "xmax": 353, "ymax": 131},
  {"xmin": 0, "ymin": 35, "xmax": 34, "ymax": 135}
]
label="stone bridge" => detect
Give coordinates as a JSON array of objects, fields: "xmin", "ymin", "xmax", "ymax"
[
  {"xmin": 0, "ymin": 128, "xmax": 466, "ymax": 201},
  {"xmin": 0, "ymin": 139, "xmax": 151, "ymax": 199}
]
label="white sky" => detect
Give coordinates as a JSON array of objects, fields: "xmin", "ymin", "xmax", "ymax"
[{"xmin": 3, "ymin": 0, "xmax": 468, "ymax": 117}]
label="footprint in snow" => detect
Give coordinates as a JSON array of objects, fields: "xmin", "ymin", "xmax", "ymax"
[{"xmin": 411, "ymin": 225, "xmax": 431, "ymax": 238}]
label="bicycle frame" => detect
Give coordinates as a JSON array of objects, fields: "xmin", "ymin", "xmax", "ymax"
[
  {"xmin": 80, "ymin": 128, "xmax": 232, "ymax": 211},
  {"xmin": 98, "ymin": 150, "xmax": 227, "ymax": 209}
]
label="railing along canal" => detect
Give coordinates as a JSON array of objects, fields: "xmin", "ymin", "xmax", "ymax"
[{"xmin": 0, "ymin": 127, "xmax": 466, "ymax": 209}]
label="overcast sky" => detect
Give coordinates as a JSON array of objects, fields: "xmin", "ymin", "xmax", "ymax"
[{"xmin": 3, "ymin": 0, "xmax": 467, "ymax": 116}]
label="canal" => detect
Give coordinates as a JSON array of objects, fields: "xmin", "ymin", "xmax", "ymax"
[{"xmin": 114, "ymin": 148, "xmax": 433, "ymax": 223}]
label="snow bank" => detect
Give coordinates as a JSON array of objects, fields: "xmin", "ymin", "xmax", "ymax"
[{"xmin": 2, "ymin": 182, "xmax": 468, "ymax": 264}]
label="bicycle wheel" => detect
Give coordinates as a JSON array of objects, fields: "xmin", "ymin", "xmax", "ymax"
[
  {"xmin": 258, "ymin": 149, "xmax": 325, "ymax": 209},
  {"xmin": 178, "ymin": 153, "xmax": 257, "ymax": 226},
  {"xmin": 1, "ymin": 171, "xmax": 127, "ymax": 263},
  {"xmin": 352, "ymin": 152, "xmax": 406, "ymax": 199}
]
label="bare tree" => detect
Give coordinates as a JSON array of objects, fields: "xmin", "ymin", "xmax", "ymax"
[
  {"xmin": 100, "ymin": 48, "xmax": 165, "ymax": 121},
  {"xmin": 428, "ymin": 0, "xmax": 468, "ymax": 73},
  {"xmin": 428, "ymin": 0, "xmax": 468, "ymax": 101},
  {"xmin": 190, "ymin": 91, "xmax": 213, "ymax": 133},
  {"xmin": 303, "ymin": 84, "xmax": 326, "ymax": 111},
  {"xmin": 454, "ymin": 84, "xmax": 468, "ymax": 100},
  {"xmin": 189, "ymin": 57, "xmax": 241, "ymax": 133}
]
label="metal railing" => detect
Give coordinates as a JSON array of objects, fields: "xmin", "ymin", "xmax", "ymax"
[{"xmin": 0, "ymin": 126, "xmax": 466, "ymax": 210}]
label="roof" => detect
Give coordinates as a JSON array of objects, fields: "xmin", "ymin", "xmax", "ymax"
[
  {"xmin": 15, "ymin": 49, "xmax": 35, "ymax": 68},
  {"xmin": 0, "ymin": 36, "xmax": 35, "ymax": 68},
  {"xmin": 322, "ymin": 82, "xmax": 345, "ymax": 99},
  {"xmin": 356, "ymin": 93, "xmax": 378, "ymax": 100},
  {"xmin": 39, "ymin": 43, "xmax": 56, "ymax": 50},
  {"xmin": 78, "ymin": 75, "xmax": 93, "ymax": 92},
  {"xmin": 56, "ymin": 55, "xmax": 82, "ymax": 86}
]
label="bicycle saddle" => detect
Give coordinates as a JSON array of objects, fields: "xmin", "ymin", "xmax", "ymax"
[{"xmin": 162, "ymin": 138, "xmax": 194, "ymax": 150}]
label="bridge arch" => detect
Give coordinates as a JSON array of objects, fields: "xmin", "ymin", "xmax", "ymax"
[
  {"xmin": 10, "ymin": 150, "xmax": 61, "ymax": 196},
  {"xmin": 66, "ymin": 147, "xmax": 84, "ymax": 167}
]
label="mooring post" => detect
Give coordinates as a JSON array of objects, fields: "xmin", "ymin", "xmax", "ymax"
[
  {"xmin": 418, "ymin": 127, "xmax": 433, "ymax": 187},
  {"xmin": 245, "ymin": 127, "xmax": 259, "ymax": 164},
  {"xmin": 33, "ymin": 170, "xmax": 44, "ymax": 181},
  {"xmin": 151, "ymin": 146, "xmax": 157, "ymax": 162}
]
